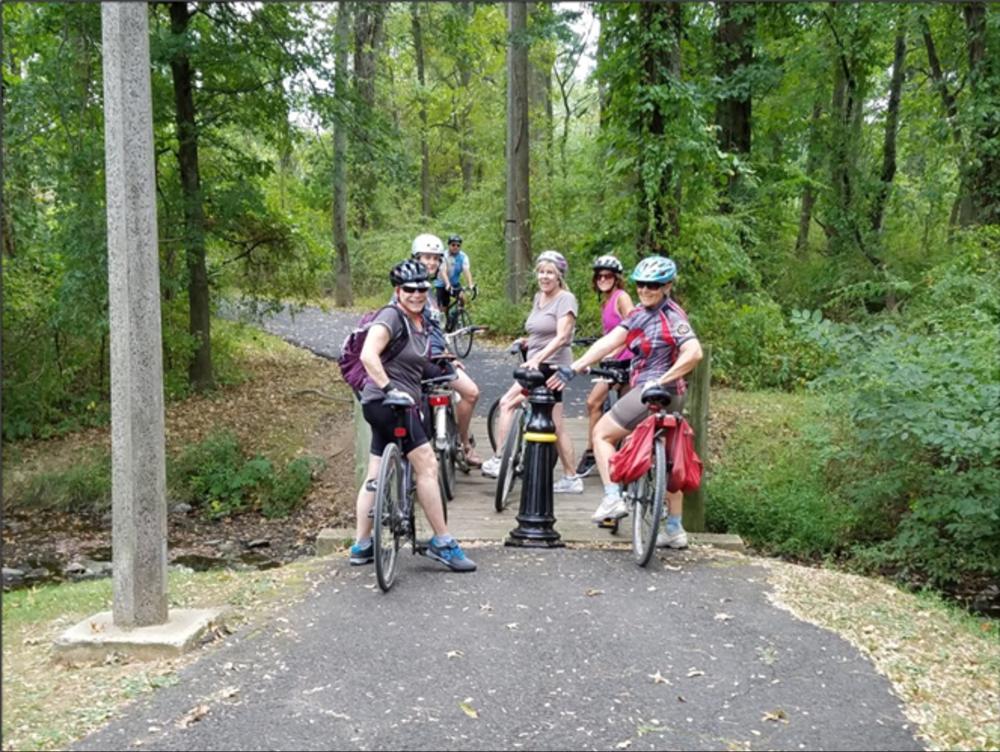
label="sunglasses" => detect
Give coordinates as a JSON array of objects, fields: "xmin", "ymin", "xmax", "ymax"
[
  {"xmin": 594, "ymin": 272, "xmax": 616, "ymax": 281},
  {"xmin": 401, "ymin": 285, "xmax": 428, "ymax": 294},
  {"xmin": 635, "ymin": 281, "xmax": 664, "ymax": 290}
]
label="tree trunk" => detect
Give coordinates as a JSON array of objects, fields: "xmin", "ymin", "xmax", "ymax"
[
  {"xmin": 795, "ymin": 101, "xmax": 823, "ymax": 255},
  {"xmin": 505, "ymin": 1, "xmax": 532, "ymax": 303},
  {"xmin": 411, "ymin": 3, "xmax": 431, "ymax": 218},
  {"xmin": 870, "ymin": 26, "xmax": 906, "ymax": 237},
  {"xmin": 169, "ymin": 1, "xmax": 213, "ymax": 392},
  {"xmin": 353, "ymin": 3, "xmax": 385, "ymax": 231},
  {"xmin": 963, "ymin": 2, "xmax": 999, "ymax": 226},
  {"xmin": 715, "ymin": 1, "xmax": 754, "ymax": 211},
  {"xmin": 528, "ymin": 4, "xmax": 554, "ymax": 180},
  {"xmin": 332, "ymin": 2, "xmax": 352, "ymax": 307}
]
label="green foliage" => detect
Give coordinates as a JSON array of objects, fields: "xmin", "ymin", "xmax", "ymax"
[
  {"xmin": 169, "ymin": 430, "xmax": 319, "ymax": 520},
  {"xmin": 7, "ymin": 450, "xmax": 112, "ymax": 516}
]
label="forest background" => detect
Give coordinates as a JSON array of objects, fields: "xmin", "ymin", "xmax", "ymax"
[{"xmin": 3, "ymin": 2, "xmax": 998, "ymax": 603}]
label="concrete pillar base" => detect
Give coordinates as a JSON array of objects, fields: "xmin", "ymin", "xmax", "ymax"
[
  {"xmin": 316, "ymin": 528, "xmax": 354, "ymax": 557},
  {"xmin": 53, "ymin": 608, "xmax": 225, "ymax": 664}
]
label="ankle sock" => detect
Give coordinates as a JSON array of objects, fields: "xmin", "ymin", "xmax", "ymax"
[
  {"xmin": 666, "ymin": 515, "xmax": 682, "ymax": 532},
  {"xmin": 431, "ymin": 534, "xmax": 454, "ymax": 547},
  {"xmin": 354, "ymin": 536, "xmax": 372, "ymax": 549},
  {"xmin": 604, "ymin": 483, "xmax": 621, "ymax": 498}
]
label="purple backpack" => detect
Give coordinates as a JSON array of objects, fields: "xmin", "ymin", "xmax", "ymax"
[{"xmin": 337, "ymin": 305, "xmax": 408, "ymax": 396}]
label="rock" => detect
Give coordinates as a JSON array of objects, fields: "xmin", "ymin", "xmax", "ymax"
[
  {"xmin": 216, "ymin": 541, "xmax": 240, "ymax": 557},
  {"xmin": 170, "ymin": 502, "xmax": 193, "ymax": 516},
  {"xmin": 101, "ymin": 512, "xmax": 113, "ymax": 526},
  {"xmin": 972, "ymin": 584, "xmax": 1000, "ymax": 617},
  {"xmin": 2, "ymin": 568, "xmax": 25, "ymax": 587},
  {"xmin": 245, "ymin": 538, "xmax": 270, "ymax": 549},
  {"xmin": 25, "ymin": 567, "xmax": 51, "ymax": 582},
  {"xmin": 63, "ymin": 561, "xmax": 88, "ymax": 577}
]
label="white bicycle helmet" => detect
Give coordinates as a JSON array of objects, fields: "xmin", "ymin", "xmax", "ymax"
[
  {"xmin": 411, "ymin": 233, "xmax": 445, "ymax": 257},
  {"xmin": 536, "ymin": 250, "xmax": 568, "ymax": 275},
  {"xmin": 592, "ymin": 255, "xmax": 624, "ymax": 275}
]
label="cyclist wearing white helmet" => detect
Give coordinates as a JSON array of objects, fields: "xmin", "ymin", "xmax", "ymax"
[
  {"xmin": 482, "ymin": 250, "xmax": 583, "ymax": 494},
  {"xmin": 407, "ymin": 234, "xmax": 483, "ymax": 467},
  {"xmin": 575, "ymin": 254, "xmax": 635, "ymax": 478},
  {"xmin": 547, "ymin": 255, "xmax": 703, "ymax": 549}
]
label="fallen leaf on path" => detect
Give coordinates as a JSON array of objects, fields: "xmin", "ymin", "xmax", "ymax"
[
  {"xmin": 648, "ymin": 671, "xmax": 671, "ymax": 685},
  {"xmin": 615, "ymin": 740, "xmax": 632, "ymax": 749},
  {"xmin": 446, "ymin": 650, "xmax": 464, "ymax": 659},
  {"xmin": 505, "ymin": 623, "xmax": 519, "ymax": 630},
  {"xmin": 176, "ymin": 704, "xmax": 210, "ymax": 729},
  {"xmin": 585, "ymin": 588, "xmax": 604, "ymax": 597},
  {"xmin": 714, "ymin": 612, "xmax": 734, "ymax": 622},
  {"xmin": 762, "ymin": 709, "xmax": 788, "ymax": 723},
  {"xmin": 459, "ymin": 699, "xmax": 479, "ymax": 719},
  {"xmin": 686, "ymin": 669, "xmax": 705, "ymax": 678}
]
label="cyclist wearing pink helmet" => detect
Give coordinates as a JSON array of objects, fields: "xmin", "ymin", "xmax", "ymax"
[{"xmin": 481, "ymin": 250, "xmax": 583, "ymax": 494}]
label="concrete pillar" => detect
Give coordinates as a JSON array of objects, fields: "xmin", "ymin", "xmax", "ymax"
[{"xmin": 102, "ymin": 2, "xmax": 168, "ymax": 628}]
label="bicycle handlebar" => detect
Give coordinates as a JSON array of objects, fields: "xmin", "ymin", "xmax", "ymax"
[{"xmin": 588, "ymin": 365, "xmax": 630, "ymax": 385}]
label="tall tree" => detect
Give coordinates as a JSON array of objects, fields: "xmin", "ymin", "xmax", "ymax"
[
  {"xmin": 169, "ymin": 1, "xmax": 213, "ymax": 392},
  {"xmin": 795, "ymin": 101, "xmax": 824, "ymax": 255},
  {"xmin": 410, "ymin": 3, "xmax": 431, "ymax": 217},
  {"xmin": 715, "ymin": 1, "xmax": 754, "ymax": 210},
  {"xmin": 506, "ymin": 1, "xmax": 532, "ymax": 302},
  {"xmin": 332, "ymin": 3, "xmax": 352, "ymax": 306},
  {"xmin": 962, "ymin": 2, "xmax": 1000, "ymax": 226},
  {"xmin": 353, "ymin": 3, "xmax": 386, "ymax": 231},
  {"xmin": 870, "ymin": 21, "xmax": 906, "ymax": 237}
]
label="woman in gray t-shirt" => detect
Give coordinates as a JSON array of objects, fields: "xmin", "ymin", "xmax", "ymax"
[{"xmin": 480, "ymin": 251, "xmax": 583, "ymax": 494}]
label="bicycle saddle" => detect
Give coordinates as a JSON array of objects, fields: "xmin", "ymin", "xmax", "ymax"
[
  {"xmin": 513, "ymin": 366, "xmax": 549, "ymax": 390},
  {"xmin": 640, "ymin": 385, "xmax": 675, "ymax": 405},
  {"xmin": 421, "ymin": 372, "xmax": 459, "ymax": 387},
  {"xmin": 384, "ymin": 392, "xmax": 416, "ymax": 408}
]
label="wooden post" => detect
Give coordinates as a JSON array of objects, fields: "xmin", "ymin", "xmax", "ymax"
[{"xmin": 683, "ymin": 344, "xmax": 710, "ymax": 533}]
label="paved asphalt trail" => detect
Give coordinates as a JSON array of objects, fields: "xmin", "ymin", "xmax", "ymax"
[
  {"xmin": 80, "ymin": 304, "xmax": 922, "ymax": 750},
  {"xmin": 75, "ymin": 548, "xmax": 921, "ymax": 751}
]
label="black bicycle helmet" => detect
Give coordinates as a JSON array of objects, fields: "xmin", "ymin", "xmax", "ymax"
[
  {"xmin": 389, "ymin": 259, "xmax": 431, "ymax": 289},
  {"xmin": 448, "ymin": 234, "xmax": 462, "ymax": 245}
]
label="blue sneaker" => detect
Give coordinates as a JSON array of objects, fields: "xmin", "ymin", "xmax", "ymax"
[
  {"xmin": 425, "ymin": 539, "xmax": 477, "ymax": 572},
  {"xmin": 349, "ymin": 541, "xmax": 374, "ymax": 566}
]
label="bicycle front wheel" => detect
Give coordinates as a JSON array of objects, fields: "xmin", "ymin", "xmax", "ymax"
[
  {"xmin": 494, "ymin": 407, "xmax": 525, "ymax": 513},
  {"xmin": 374, "ymin": 443, "xmax": 403, "ymax": 591},
  {"xmin": 630, "ymin": 436, "xmax": 666, "ymax": 567},
  {"xmin": 453, "ymin": 309, "xmax": 474, "ymax": 358}
]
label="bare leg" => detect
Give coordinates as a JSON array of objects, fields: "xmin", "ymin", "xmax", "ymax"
[
  {"xmin": 494, "ymin": 381, "xmax": 526, "ymax": 455},
  {"xmin": 408, "ymin": 443, "xmax": 448, "ymax": 537},
  {"xmin": 355, "ymin": 453, "xmax": 383, "ymax": 541},
  {"xmin": 452, "ymin": 369, "xmax": 481, "ymax": 459},
  {"xmin": 667, "ymin": 490, "xmax": 683, "ymax": 517},
  {"xmin": 592, "ymin": 412, "xmax": 630, "ymax": 488},
  {"xmin": 553, "ymin": 402, "xmax": 576, "ymax": 477},
  {"xmin": 584, "ymin": 381, "xmax": 609, "ymax": 452}
]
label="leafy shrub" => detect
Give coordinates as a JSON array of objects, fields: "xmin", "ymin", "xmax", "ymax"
[
  {"xmin": 169, "ymin": 431, "xmax": 319, "ymax": 520},
  {"xmin": 7, "ymin": 450, "xmax": 112, "ymax": 515}
]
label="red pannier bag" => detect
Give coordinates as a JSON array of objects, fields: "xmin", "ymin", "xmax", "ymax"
[
  {"xmin": 667, "ymin": 418, "xmax": 703, "ymax": 493},
  {"xmin": 609, "ymin": 415, "xmax": 657, "ymax": 485}
]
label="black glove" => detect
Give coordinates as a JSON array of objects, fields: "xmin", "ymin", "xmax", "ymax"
[
  {"xmin": 509, "ymin": 340, "xmax": 524, "ymax": 355},
  {"xmin": 555, "ymin": 366, "xmax": 577, "ymax": 385}
]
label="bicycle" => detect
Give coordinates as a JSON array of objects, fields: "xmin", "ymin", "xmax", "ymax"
[
  {"xmin": 421, "ymin": 362, "xmax": 463, "ymax": 505},
  {"xmin": 372, "ymin": 390, "xmax": 449, "ymax": 592},
  {"xmin": 622, "ymin": 384, "xmax": 683, "ymax": 567},
  {"xmin": 443, "ymin": 285, "xmax": 483, "ymax": 358},
  {"xmin": 584, "ymin": 360, "xmax": 633, "ymax": 535}
]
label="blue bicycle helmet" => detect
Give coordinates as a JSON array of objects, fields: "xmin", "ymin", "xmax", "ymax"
[{"xmin": 630, "ymin": 256, "xmax": 676, "ymax": 284}]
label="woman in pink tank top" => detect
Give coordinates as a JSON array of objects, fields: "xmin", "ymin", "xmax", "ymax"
[{"xmin": 576, "ymin": 256, "xmax": 634, "ymax": 478}]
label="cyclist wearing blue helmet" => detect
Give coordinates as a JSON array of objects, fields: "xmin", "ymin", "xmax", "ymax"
[{"xmin": 547, "ymin": 255, "xmax": 703, "ymax": 548}]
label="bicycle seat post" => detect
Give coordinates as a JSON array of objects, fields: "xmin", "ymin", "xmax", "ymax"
[{"xmin": 505, "ymin": 366, "xmax": 565, "ymax": 549}]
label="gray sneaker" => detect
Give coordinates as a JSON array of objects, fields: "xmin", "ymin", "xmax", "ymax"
[
  {"xmin": 425, "ymin": 539, "xmax": 477, "ymax": 572},
  {"xmin": 656, "ymin": 526, "xmax": 689, "ymax": 549},
  {"xmin": 553, "ymin": 475, "xmax": 584, "ymax": 494},
  {"xmin": 591, "ymin": 494, "xmax": 627, "ymax": 522}
]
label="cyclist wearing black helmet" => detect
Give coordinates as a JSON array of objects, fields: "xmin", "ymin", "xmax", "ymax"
[
  {"xmin": 350, "ymin": 258, "xmax": 476, "ymax": 573},
  {"xmin": 436, "ymin": 234, "xmax": 476, "ymax": 311}
]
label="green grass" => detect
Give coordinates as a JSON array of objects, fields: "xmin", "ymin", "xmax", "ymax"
[{"xmin": 706, "ymin": 389, "xmax": 855, "ymax": 559}]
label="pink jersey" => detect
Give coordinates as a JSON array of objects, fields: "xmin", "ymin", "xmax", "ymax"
[{"xmin": 602, "ymin": 289, "xmax": 632, "ymax": 361}]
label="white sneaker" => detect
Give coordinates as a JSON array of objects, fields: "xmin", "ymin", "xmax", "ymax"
[
  {"xmin": 591, "ymin": 494, "xmax": 627, "ymax": 522},
  {"xmin": 481, "ymin": 456, "xmax": 501, "ymax": 478},
  {"xmin": 553, "ymin": 475, "xmax": 584, "ymax": 494},
  {"xmin": 656, "ymin": 526, "xmax": 688, "ymax": 549}
]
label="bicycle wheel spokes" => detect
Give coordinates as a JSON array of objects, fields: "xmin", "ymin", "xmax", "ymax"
[
  {"xmin": 374, "ymin": 443, "xmax": 403, "ymax": 591},
  {"xmin": 454, "ymin": 310, "xmax": 473, "ymax": 358},
  {"xmin": 631, "ymin": 437, "xmax": 666, "ymax": 567},
  {"xmin": 494, "ymin": 407, "xmax": 524, "ymax": 512}
]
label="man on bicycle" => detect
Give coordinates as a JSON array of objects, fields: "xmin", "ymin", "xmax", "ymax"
[
  {"xmin": 436, "ymin": 234, "xmax": 476, "ymax": 311},
  {"xmin": 350, "ymin": 258, "xmax": 476, "ymax": 572},
  {"xmin": 546, "ymin": 256, "xmax": 703, "ymax": 549},
  {"xmin": 410, "ymin": 234, "xmax": 484, "ymax": 467}
]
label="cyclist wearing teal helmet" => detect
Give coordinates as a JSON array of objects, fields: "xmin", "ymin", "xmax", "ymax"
[{"xmin": 547, "ymin": 255, "xmax": 703, "ymax": 549}]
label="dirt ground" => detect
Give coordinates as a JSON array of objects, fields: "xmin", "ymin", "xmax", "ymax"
[{"xmin": 2, "ymin": 342, "xmax": 359, "ymax": 576}]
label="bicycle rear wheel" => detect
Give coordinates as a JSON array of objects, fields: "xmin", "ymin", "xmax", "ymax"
[
  {"xmin": 486, "ymin": 398, "xmax": 501, "ymax": 452},
  {"xmin": 374, "ymin": 443, "xmax": 403, "ymax": 591},
  {"xmin": 630, "ymin": 436, "xmax": 666, "ymax": 567},
  {"xmin": 494, "ymin": 407, "xmax": 525, "ymax": 512},
  {"xmin": 453, "ymin": 309, "xmax": 474, "ymax": 358}
]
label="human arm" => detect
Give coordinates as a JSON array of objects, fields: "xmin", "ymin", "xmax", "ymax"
[
  {"xmin": 359, "ymin": 323, "xmax": 393, "ymax": 390},
  {"xmin": 646, "ymin": 338, "xmax": 703, "ymax": 390},
  {"xmin": 463, "ymin": 255, "xmax": 474, "ymax": 289},
  {"xmin": 545, "ymin": 326, "xmax": 628, "ymax": 390}
]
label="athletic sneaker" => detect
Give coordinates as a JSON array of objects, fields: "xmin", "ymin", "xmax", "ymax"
[
  {"xmin": 481, "ymin": 456, "xmax": 501, "ymax": 478},
  {"xmin": 591, "ymin": 494, "xmax": 627, "ymax": 522},
  {"xmin": 575, "ymin": 450, "xmax": 596, "ymax": 478},
  {"xmin": 553, "ymin": 475, "xmax": 584, "ymax": 494},
  {"xmin": 348, "ymin": 541, "xmax": 374, "ymax": 566},
  {"xmin": 656, "ymin": 525, "xmax": 689, "ymax": 549},
  {"xmin": 425, "ymin": 539, "xmax": 477, "ymax": 572}
]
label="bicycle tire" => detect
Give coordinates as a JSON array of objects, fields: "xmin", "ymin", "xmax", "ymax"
[
  {"xmin": 630, "ymin": 435, "xmax": 666, "ymax": 567},
  {"xmin": 452, "ymin": 310, "xmax": 473, "ymax": 358},
  {"xmin": 448, "ymin": 407, "xmax": 469, "ymax": 475},
  {"xmin": 494, "ymin": 406, "xmax": 524, "ymax": 512},
  {"xmin": 486, "ymin": 398, "xmax": 501, "ymax": 452},
  {"xmin": 374, "ymin": 443, "xmax": 403, "ymax": 591}
]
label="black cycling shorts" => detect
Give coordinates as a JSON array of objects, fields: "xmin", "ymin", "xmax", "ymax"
[{"xmin": 363, "ymin": 400, "xmax": 429, "ymax": 457}]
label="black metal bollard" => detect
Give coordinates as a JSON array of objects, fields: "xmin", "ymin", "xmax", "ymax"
[{"xmin": 505, "ymin": 366, "xmax": 565, "ymax": 548}]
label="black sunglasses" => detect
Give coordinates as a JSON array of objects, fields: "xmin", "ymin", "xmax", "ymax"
[
  {"xmin": 635, "ymin": 281, "xmax": 664, "ymax": 290},
  {"xmin": 401, "ymin": 285, "xmax": 428, "ymax": 294}
]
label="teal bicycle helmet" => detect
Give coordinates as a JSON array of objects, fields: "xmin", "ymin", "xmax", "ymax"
[{"xmin": 630, "ymin": 256, "xmax": 676, "ymax": 284}]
